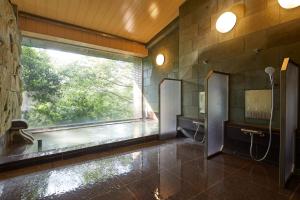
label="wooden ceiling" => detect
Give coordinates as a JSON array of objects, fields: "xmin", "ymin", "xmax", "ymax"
[{"xmin": 11, "ymin": 0, "xmax": 185, "ymax": 43}]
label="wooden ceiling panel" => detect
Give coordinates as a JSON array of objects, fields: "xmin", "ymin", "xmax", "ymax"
[{"xmin": 12, "ymin": 0, "xmax": 185, "ymax": 43}]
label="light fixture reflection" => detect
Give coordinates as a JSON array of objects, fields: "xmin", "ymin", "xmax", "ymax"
[
  {"xmin": 278, "ymin": 0, "xmax": 300, "ymax": 9},
  {"xmin": 156, "ymin": 54, "xmax": 165, "ymax": 66},
  {"xmin": 149, "ymin": 3, "xmax": 159, "ymax": 19},
  {"xmin": 216, "ymin": 12, "xmax": 237, "ymax": 33}
]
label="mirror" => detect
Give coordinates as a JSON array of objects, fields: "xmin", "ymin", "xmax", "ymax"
[
  {"xmin": 245, "ymin": 89, "xmax": 271, "ymax": 120},
  {"xmin": 199, "ymin": 92, "xmax": 205, "ymax": 114}
]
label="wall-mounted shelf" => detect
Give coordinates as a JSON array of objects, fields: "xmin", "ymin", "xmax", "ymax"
[{"xmin": 226, "ymin": 121, "xmax": 280, "ymax": 135}]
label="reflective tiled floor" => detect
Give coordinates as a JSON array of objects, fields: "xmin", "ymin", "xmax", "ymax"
[{"xmin": 0, "ymin": 138, "xmax": 299, "ymax": 200}]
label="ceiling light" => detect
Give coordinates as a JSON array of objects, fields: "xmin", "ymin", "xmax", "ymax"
[
  {"xmin": 156, "ymin": 54, "xmax": 165, "ymax": 66},
  {"xmin": 278, "ymin": 0, "xmax": 300, "ymax": 9},
  {"xmin": 216, "ymin": 12, "xmax": 237, "ymax": 33}
]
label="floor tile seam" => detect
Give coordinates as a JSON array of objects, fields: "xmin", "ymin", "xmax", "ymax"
[
  {"xmin": 145, "ymin": 158, "xmax": 171, "ymax": 171},
  {"xmin": 208, "ymin": 157, "xmax": 251, "ymax": 168},
  {"xmin": 116, "ymin": 176, "xmax": 133, "ymax": 188},
  {"xmin": 288, "ymin": 183, "xmax": 300, "ymax": 200},
  {"xmin": 115, "ymin": 169, "xmax": 144, "ymax": 186},
  {"xmin": 162, "ymin": 164, "xmax": 227, "ymax": 194},
  {"xmin": 86, "ymin": 182, "xmax": 129, "ymax": 200},
  {"xmin": 200, "ymin": 179, "xmax": 268, "ymax": 199},
  {"xmin": 219, "ymin": 174, "xmax": 290, "ymax": 198},
  {"xmin": 161, "ymin": 155, "xmax": 204, "ymax": 172},
  {"xmin": 221, "ymin": 169, "xmax": 251, "ymax": 183},
  {"xmin": 243, "ymin": 182, "xmax": 291, "ymax": 198},
  {"xmin": 160, "ymin": 164, "xmax": 185, "ymax": 180},
  {"xmin": 124, "ymin": 185, "xmax": 138, "ymax": 200},
  {"xmin": 123, "ymin": 170, "xmax": 162, "ymax": 186},
  {"xmin": 167, "ymin": 157, "xmax": 236, "ymax": 177},
  {"xmin": 250, "ymin": 181, "xmax": 293, "ymax": 197},
  {"xmin": 180, "ymin": 154, "xmax": 206, "ymax": 164},
  {"xmin": 223, "ymin": 162, "xmax": 252, "ymax": 177},
  {"xmin": 149, "ymin": 167, "xmax": 200, "ymax": 190},
  {"xmin": 158, "ymin": 167, "xmax": 185, "ymax": 180},
  {"xmin": 162, "ymin": 159, "xmax": 229, "ymax": 181},
  {"xmin": 186, "ymin": 177, "xmax": 228, "ymax": 200},
  {"xmin": 186, "ymin": 189, "xmax": 207, "ymax": 200},
  {"xmin": 224, "ymin": 163, "xmax": 283, "ymax": 192},
  {"xmin": 205, "ymin": 182, "xmax": 294, "ymax": 200}
]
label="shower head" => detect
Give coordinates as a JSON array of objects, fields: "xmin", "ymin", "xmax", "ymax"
[
  {"xmin": 265, "ymin": 67, "xmax": 275, "ymax": 76},
  {"xmin": 265, "ymin": 66, "xmax": 275, "ymax": 84}
]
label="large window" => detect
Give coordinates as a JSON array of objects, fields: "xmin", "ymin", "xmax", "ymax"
[{"xmin": 21, "ymin": 44, "xmax": 142, "ymax": 128}]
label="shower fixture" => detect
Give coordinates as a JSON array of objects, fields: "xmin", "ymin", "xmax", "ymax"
[
  {"xmin": 193, "ymin": 121, "xmax": 205, "ymax": 143},
  {"xmin": 177, "ymin": 120, "xmax": 205, "ymax": 143},
  {"xmin": 265, "ymin": 66, "xmax": 275, "ymax": 84},
  {"xmin": 249, "ymin": 66, "xmax": 275, "ymax": 161}
]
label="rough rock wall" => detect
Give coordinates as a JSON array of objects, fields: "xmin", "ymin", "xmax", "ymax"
[{"xmin": 0, "ymin": 0, "xmax": 22, "ymax": 137}]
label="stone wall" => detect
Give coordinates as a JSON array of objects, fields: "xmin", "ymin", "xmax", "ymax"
[
  {"xmin": 179, "ymin": 0, "xmax": 300, "ymax": 127},
  {"xmin": 0, "ymin": 0, "xmax": 22, "ymax": 137},
  {"xmin": 143, "ymin": 26, "xmax": 179, "ymax": 115}
]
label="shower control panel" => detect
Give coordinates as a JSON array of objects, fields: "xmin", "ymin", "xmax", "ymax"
[{"xmin": 240, "ymin": 128, "xmax": 264, "ymax": 137}]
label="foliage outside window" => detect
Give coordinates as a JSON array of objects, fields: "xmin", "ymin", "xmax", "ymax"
[{"xmin": 21, "ymin": 46, "xmax": 142, "ymax": 128}]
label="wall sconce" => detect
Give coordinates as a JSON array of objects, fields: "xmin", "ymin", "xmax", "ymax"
[
  {"xmin": 216, "ymin": 12, "xmax": 237, "ymax": 33},
  {"xmin": 278, "ymin": 0, "xmax": 300, "ymax": 9},
  {"xmin": 156, "ymin": 54, "xmax": 165, "ymax": 66}
]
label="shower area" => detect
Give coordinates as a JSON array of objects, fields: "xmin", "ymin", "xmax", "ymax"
[
  {"xmin": 174, "ymin": 56, "xmax": 300, "ymax": 188},
  {"xmin": 199, "ymin": 58, "xmax": 299, "ymax": 188}
]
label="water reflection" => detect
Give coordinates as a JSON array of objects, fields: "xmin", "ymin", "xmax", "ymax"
[
  {"xmin": 0, "ymin": 140, "xmax": 224, "ymax": 200},
  {"xmin": 0, "ymin": 139, "xmax": 293, "ymax": 200},
  {"xmin": 0, "ymin": 152, "xmax": 142, "ymax": 199}
]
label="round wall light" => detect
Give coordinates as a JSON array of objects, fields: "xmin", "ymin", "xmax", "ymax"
[
  {"xmin": 216, "ymin": 12, "xmax": 237, "ymax": 33},
  {"xmin": 278, "ymin": 0, "xmax": 300, "ymax": 9},
  {"xmin": 156, "ymin": 54, "xmax": 165, "ymax": 66}
]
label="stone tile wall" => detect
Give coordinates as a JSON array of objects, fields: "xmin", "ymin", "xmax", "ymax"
[
  {"xmin": 179, "ymin": 0, "xmax": 300, "ymax": 127},
  {"xmin": 143, "ymin": 27, "xmax": 179, "ymax": 114},
  {"xmin": 0, "ymin": 0, "xmax": 22, "ymax": 137}
]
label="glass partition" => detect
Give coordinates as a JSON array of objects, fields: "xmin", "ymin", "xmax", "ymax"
[
  {"xmin": 159, "ymin": 79, "xmax": 181, "ymax": 139},
  {"xmin": 205, "ymin": 71, "xmax": 229, "ymax": 158},
  {"xmin": 280, "ymin": 58, "xmax": 299, "ymax": 187}
]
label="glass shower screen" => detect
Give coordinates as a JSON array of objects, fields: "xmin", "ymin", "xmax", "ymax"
[{"xmin": 205, "ymin": 71, "xmax": 229, "ymax": 158}]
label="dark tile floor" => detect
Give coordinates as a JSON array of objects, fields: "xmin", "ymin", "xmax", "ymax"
[{"xmin": 0, "ymin": 138, "xmax": 299, "ymax": 200}]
